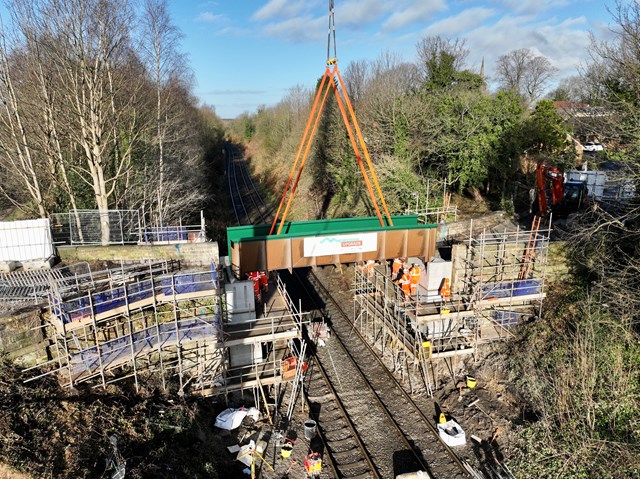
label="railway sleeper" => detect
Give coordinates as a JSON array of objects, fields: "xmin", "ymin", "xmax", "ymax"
[
  {"xmin": 334, "ymin": 460, "xmax": 374, "ymax": 477},
  {"xmin": 324, "ymin": 427, "xmax": 354, "ymax": 441}
]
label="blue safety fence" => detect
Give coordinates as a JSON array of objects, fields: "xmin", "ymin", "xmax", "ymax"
[
  {"xmin": 56, "ymin": 265, "xmax": 218, "ymax": 325},
  {"xmin": 70, "ymin": 317, "xmax": 220, "ymax": 378},
  {"xmin": 142, "ymin": 226, "xmax": 188, "ymax": 242},
  {"xmin": 481, "ymin": 279, "xmax": 542, "ymax": 300},
  {"xmin": 161, "ymin": 272, "xmax": 215, "ymax": 296},
  {"xmin": 493, "ymin": 310, "xmax": 520, "ymax": 326}
]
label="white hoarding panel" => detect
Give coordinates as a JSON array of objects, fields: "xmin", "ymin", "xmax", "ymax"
[
  {"xmin": 426, "ymin": 258, "xmax": 453, "ymax": 295},
  {"xmin": 0, "ymin": 218, "xmax": 54, "ymax": 262},
  {"xmin": 225, "ymin": 280, "xmax": 256, "ymax": 321},
  {"xmin": 303, "ymin": 232, "xmax": 377, "ymax": 257}
]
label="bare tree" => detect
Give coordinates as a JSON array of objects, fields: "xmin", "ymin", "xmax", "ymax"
[
  {"xmin": 140, "ymin": 0, "xmax": 187, "ymax": 226},
  {"xmin": 0, "ymin": 0, "xmax": 212, "ymax": 239},
  {"xmin": 0, "ymin": 25, "xmax": 47, "ymax": 217},
  {"xmin": 587, "ymin": 1, "xmax": 640, "ymax": 146},
  {"xmin": 496, "ymin": 48, "xmax": 558, "ymax": 104},
  {"xmin": 38, "ymin": 0, "xmax": 140, "ymax": 243},
  {"xmin": 567, "ymin": 1, "xmax": 640, "ymax": 325},
  {"xmin": 343, "ymin": 59, "xmax": 369, "ymax": 105},
  {"xmin": 359, "ymin": 53, "xmax": 420, "ymax": 158}
]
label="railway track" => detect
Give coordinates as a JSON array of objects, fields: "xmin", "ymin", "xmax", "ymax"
[
  {"xmin": 304, "ymin": 353, "xmax": 382, "ymax": 479},
  {"xmin": 225, "ymin": 145, "xmax": 271, "ymax": 225},
  {"xmin": 223, "ymin": 145, "xmax": 478, "ymax": 478},
  {"xmin": 295, "ymin": 268, "xmax": 473, "ymax": 479}
]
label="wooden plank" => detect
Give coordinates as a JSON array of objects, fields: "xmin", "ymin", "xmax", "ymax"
[
  {"xmin": 416, "ymin": 293, "xmax": 546, "ymax": 324},
  {"xmin": 224, "ymin": 329, "xmax": 299, "ymax": 347},
  {"xmin": 193, "ymin": 373, "xmax": 287, "ymax": 397}
]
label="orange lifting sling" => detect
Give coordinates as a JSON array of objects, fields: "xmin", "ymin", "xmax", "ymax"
[{"xmin": 269, "ymin": 0, "xmax": 393, "ymax": 235}]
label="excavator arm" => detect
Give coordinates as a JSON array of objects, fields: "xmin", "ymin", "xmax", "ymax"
[{"xmin": 536, "ymin": 162, "xmax": 564, "ymax": 216}]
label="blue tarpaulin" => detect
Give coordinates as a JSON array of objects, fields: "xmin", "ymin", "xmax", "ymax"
[
  {"xmin": 482, "ymin": 279, "xmax": 542, "ymax": 300},
  {"xmin": 62, "ymin": 264, "xmax": 218, "ymax": 325},
  {"xmin": 143, "ymin": 227, "xmax": 188, "ymax": 242},
  {"xmin": 493, "ymin": 310, "xmax": 519, "ymax": 326}
]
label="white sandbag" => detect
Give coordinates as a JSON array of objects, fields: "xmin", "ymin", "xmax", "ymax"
[
  {"xmin": 396, "ymin": 471, "xmax": 431, "ymax": 479},
  {"xmin": 437, "ymin": 419, "xmax": 466, "ymax": 447},
  {"xmin": 245, "ymin": 407, "xmax": 260, "ymax": 422},
  {"xmin": 215, "ymin": 408, "xmax": 248, "ymax": 430}
]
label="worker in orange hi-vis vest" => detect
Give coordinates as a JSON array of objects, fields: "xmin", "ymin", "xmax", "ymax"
[
  {"xmin": 392, "ymin": 257, "xmax": 404, "ymax": 279},
  {"xmin": 439, "ymin": 277, "xmax": 451, "ymax": 300},
  {"xmin": 409, "ymin": 263, "xmax": 421, "ymax": 296},
  {"xmin": 397, "ymin": 270, "xmax": 411, "ymax": 300}
]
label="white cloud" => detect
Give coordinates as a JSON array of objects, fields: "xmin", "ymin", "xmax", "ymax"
[
  {"xmin": 252, "ymin": 0, "xmax": 311, "ymax": 22},
  {"xmin": 422, "ymin": 7, "xmax": 497, "ymax": 36},
  {"xmin": 196, "ymin": 11, "xmax": 226, "ymax": 23},
  {"xmin": 382, "ymin": 0, "xmax": 448, "ymax": 31},
  {"xmin": 500, "ymin": 0, "xmax": 572, "ymax": 15},
  {"xmin": 461, "ymin": 14, "xmax": 592, "ymax": 84},
  {"xmin": 261, "ymin": 15, "xmax": 326, "ymax": 43},
  {"xmin": 339, "ymin": 0, "xmax": 392, "ymax": 26}
]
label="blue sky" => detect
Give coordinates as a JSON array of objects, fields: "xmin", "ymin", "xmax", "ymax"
[{"xmin": 170, "ymin": 0, "xmax": 618, "ymax": 119}]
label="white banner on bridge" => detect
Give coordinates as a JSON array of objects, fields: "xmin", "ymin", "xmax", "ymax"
[{"xmin": 303, "ymin": 232, "xmax": 377, "ymax": 257}]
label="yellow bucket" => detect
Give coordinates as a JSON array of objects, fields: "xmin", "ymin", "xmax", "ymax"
[
  {"xmin": 441, "ymin": 308, "xmax": 451, "ymax": 314},
  {"xmin": 466, "ymin": 376, "xmax": 477, "ymax": 389},
  {"xmin": 281, "ymin": 444, "xmax": 293, "ymax": 458}
]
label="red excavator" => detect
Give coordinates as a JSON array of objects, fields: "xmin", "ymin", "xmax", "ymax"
[{"xmin": 536, "ymin": 162, "xmax": 589, "ymax": 216}]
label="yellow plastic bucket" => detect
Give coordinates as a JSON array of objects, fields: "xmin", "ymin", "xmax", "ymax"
[
  {"xmin": 281, "ymin": 444, "xmax": 293, "ymax": 458},
  {"xmin": 466, "ymin": 376, "xmax": 477, "ymax": 389}
]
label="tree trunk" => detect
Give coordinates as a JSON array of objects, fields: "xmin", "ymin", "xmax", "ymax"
[{"xmin": 469, "ymin": 186, "xmax": 484, "ymax": 203}]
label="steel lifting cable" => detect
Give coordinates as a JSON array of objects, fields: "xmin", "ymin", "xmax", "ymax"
[
  {"xmin": 270, "ymin": 0, "xmax": 394, "ymax": 233},
  {"xmin": 327, "ymin": 0, "xmax": 337, "ymax": 64}
]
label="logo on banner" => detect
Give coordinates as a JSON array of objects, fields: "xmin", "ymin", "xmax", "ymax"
[{"xmin": 304, "ymin": 232, "xmax": 377, "ymax": 257}]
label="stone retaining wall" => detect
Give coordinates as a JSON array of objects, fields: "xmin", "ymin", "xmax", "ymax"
[
  {"xmin": 57, "ymin": 241, "xmax": 219, "ymax": 267},
  {"xmin": 0, "ymin": 309, "xmax": 47, "ymax": 366}
]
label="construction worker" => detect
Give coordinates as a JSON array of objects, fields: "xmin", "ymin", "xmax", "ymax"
[
  {"xmin": 439, "ymin": 277, "xmax": 451, "ymax": 300},
  {"xmin": 258, "ymin": 271, "xmax": 269, "ymax": 293},
  {"xmin": 409, "ymin": 263, "xmax": 421, "ymax": 296},
  {"xmin": 392, "ymin": 257, "xmax": 404, "ymax": 279},
  {"xmin": 247, "ymin": 272, "xmax": 261, "ymax": 302},
  {"xmin": 396, "ymin": 269, "xmax": 411, "ymax": 301}
]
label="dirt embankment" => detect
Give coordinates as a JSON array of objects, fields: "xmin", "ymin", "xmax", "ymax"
[{"xmin": 0, "ymin": 464, "xmax": 31, "ymax": 479}]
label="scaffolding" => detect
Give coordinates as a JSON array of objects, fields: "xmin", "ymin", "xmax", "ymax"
[
  {"xmin": 24, "ymin": 263, "xmax": 309, "ymax": 401},
  {"xmin": 405, "ymin": 178, "xmax": 458, "ymax": 224},
  {"xmin": 353, "ymin": 221, "xmax": 550, "ymax": 392},
  {"xmin": 0, "ymin": 261, "xmax": 179, "ymax": 309}
]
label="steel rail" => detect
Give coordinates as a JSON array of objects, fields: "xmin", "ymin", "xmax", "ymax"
[
  {"xmin": 308, "ymin": 270, "xmax": 472, "ymax": 478},
  {"xmin": 236, "ymin": 156, "xmax": 270, "ymax": 224},
  {"xmin": 294, "ymin": 269, "xmax": 431, "ymax": 475},
  {"xmin": 226, "ymin": 146, "xmax": 249, "ymax": 225},
  {"xmin": 304, "ymin": 353, "xmax": 383, "ymax": 479}
]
